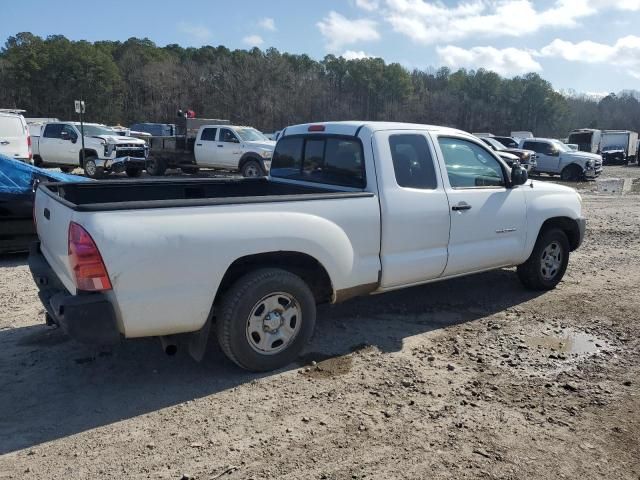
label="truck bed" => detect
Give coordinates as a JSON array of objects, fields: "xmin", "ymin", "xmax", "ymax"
[{"xmin": 41, "ymin": 177, "xmax": 372, "ymax": 211}]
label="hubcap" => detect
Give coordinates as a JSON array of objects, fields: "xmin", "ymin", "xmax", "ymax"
[
  {"xmin": 246, "ymin": 292, "xmax": 301, "ymax": 355},
  {"xmin": 244, "ymin": 164, "xmax": 259, "ymax": 177},
  {"xmin": 85, "ymin": 160, "xmax": 96, "ymax": 176},
  {"xmin": 540, "ymin": 241, "xmax": 562, "ymax": 280}
]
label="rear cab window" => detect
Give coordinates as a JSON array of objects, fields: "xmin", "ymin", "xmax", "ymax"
[{"xmin": 271, "ymin": 135, "xmax": 366, "ymax": 188}]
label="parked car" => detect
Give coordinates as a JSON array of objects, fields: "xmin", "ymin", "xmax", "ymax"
[
  {"xmin": 147, "ymin": 123, "xmax": 275, "ymax": 177},
  {"xmin": 600, "ymin": 130, "xmax": 638, "ymax": 163},
  {"xmin": 492, "ymin": 136, "xmax": 520, "ymax": 149},
  {"xmin": 33, "ymin": 122, "xmax": 149, "ymax": 179},
  {"xmin": 29, "ymin": 121, "xmax": 585, "ymax": 372},
  {"xmin": 0, "ymin": 109, "xmax": 31, "ymax": 164},
  {"xmin": 520, "ymin": 137, "xmax": 602, "ymax": 181},
  {"xmin": 0, "ymin": 155, "xmax": 90, "ymax": 254},
  {"xmin": 567, "ymin": 128, "xmax": 602, "ymax": 154},
  {"xmin": 478, "ymin": 136, "xmax": 538, "ymax": 172},
  {"xmin": 600, "ymin": 145, "xmax": 626, "ymax": 165}
]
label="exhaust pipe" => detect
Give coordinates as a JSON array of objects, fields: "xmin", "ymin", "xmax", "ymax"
[{"xmin": 159, "ymin": 336, "xmax": 178, "ymax": 356}]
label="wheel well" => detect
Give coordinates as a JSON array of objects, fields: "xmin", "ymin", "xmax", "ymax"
[
  {"xmin": 78, "ymin": 149, "xmax": 98, "ymax": 166},
  {"xmin": 564, "ymin": 163, "xmax": 583, "ymax": 173},
  {"xmin": 540, "ymin": 217, "xmax": 581, "ymax": 251},
  {"xmin": 216, "ymin": 252, "xmax": 333, "ymax": 305}
]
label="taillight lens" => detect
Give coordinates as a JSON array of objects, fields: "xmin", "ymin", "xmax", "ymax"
[
  {"xmin": 27, "ymin": 135, "xmax": 32, "ymax": 159},
  {"xmin": 308, "ymin": 124, "xmax": 325, "ymax": 132},
  {"xmin": 68, "ymin": 222, "xmax": 112, "ymax": 291}
]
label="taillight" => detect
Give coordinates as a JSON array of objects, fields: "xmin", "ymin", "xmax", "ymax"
[
  {"xmin": 27, "ymin": 135, "xmax": 32, "ymax": 159},
  {"xmin": 68, "ymin": 222, "xmax": 112, "ymax": 291},
  {"xmin": 308, "ymin": 124, "xmax": 325, "ymax": 132}
]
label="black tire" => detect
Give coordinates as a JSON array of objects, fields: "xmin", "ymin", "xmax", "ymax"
[
  {"xmin": 125, "ymin": 167, "xmax": 142, "ymax": 178},
  {"xmin": 146, "ymin": 157, "xmax": 167, "ymax": 176},
  {"xmin": 33, "ymin": 156, "xmax": 43, "ymax": 167},
  {"xmin": 560, "ymin": 164, "xmax": 583, "ymax": 182},
  {"xmin": 60, "ymin": 166, "xmax": 75, "ymax": 173},
  {"xmin": 517, "ymin": 228, "xmax": 570, "ymax": 290},
  {"xmin": 83, "ymin": 156, "xmax": 105, "ymax": 179},
  {"xmin": 181, "ymin": 166, "xmax": 200, "ymax": 175},
  {"xmin": 241, "ymin": 159, "xmax": 264, "ymax": 178},
  {"xmin": 216, "ymin": 268, "xmax": 316, "ymax": 372}
]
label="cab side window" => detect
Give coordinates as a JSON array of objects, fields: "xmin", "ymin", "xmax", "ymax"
[
  {"xmin": 438, "ymin": 137, "xmax": 505, "ymax": 188},
  {"xmin": 201, "ymin": 128, "xmax": 217, "ymax": 141},
  {"xmin": 389, "ymin": 134, "xmax": 437, "ymax": 189},
  {"xmin": 43, "ymin": 124, "xmax": 64, "ymax": 139},
  {"xmin": 220, "ymin": 128, "xmax": 238, "ymax": 143},
  {"xmin": 61, "ymin": 124, "xmax": 77, "ymax": 141}
]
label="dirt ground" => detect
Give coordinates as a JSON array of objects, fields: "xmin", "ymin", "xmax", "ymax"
[{"xmin": 1, "ymin": 166, "xmax": 639, "ymax": 480}]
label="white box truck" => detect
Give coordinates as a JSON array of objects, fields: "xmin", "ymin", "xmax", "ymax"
[
  {"xmin": 567, "ymin": 128, "xmax": 602, "ymax": 154},
  {"xmin": 599, "ymin": 130, "xmax": 638, "ymax": 164}
]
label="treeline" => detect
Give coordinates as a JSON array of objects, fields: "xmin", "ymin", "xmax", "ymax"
[{"xmin": 1, "ymin": 32, "xmax": 639, "ymax": 137}]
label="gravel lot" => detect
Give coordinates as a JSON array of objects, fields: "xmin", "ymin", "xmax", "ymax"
[{"xmin": 1, "ymin": 166, "xmax": 639, "ymax": 479}]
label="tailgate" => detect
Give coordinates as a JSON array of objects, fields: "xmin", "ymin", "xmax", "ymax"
[{"xmin": 34, "ymin": 187, "xmax": 77, "ymax": 294}]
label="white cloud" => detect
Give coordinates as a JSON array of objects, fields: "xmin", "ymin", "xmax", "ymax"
[
  {"xmin": 355, "ymin": 0, "xmax": 380, "ymax": 11},
  {"xmin": 177, "ymin": 21, "xmax": 212, "ymax": 42},
  {"xmin": 259, "ymin": 17, "xmax": 276, "ymax": 31},
  {"xmin": 317, "ymin": 11, "xmax": 380, "ymax": 52},
  {"xmin": 243, "ymin": 35, "xmax": 264, "ymax": 47},
  {"xmin": 539, "ymin": 35, "xmax": 640, "ymax": 78},
  {"xmin": 382, "ymin": 0, "xmax": 617, "ymax": 45},
  {"xmin": 437, "ymin": 45, "xmax": 542, "ymax": 76},
  {"xmin": 342, "ymin": 50, "xmax": 374, "ymax": 60}
]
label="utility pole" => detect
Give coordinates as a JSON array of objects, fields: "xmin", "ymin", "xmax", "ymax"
[{"xmin": 75, "ymin": 100, "xmax": 86, "ymax": 165}]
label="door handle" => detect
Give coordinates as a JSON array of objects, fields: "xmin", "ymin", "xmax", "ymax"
[
  {"xmin": 44, "ymin": 208, "xmax": 50, "ymax": 220},
  {"xmin": 0, "ymin": 140, "xmax": 9, "ymax": 145},
  {"xmin": 452, "ymin": 202, "xmax": 472, "ymax": 211},
  {"xmin": 196, "ymin": 143, "xmax": 202, "ymax": 146},
  {"xmin": 217, "ymin": 145, "xmax": 223, "ymax": 148}
]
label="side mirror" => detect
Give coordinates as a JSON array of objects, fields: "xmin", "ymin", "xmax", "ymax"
[
  {"xmin": 549, "ymin": 149, "xmax": 559, "ymax": 156},
  {"xmin": 511, "ymin": 165, "xmax": 528, "ymax": 186},
  {"xmin": 232, "ymin": 137, "xmax": 240, "ymax": 143},
  {"xmin": 60, "ymin": 131, "xmax": 70, "ymax": 141}
]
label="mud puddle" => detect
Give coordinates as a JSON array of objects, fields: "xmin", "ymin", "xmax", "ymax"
[{"xmin": 525, "ymin": 329, "xmax": 609, "ymax": 355}]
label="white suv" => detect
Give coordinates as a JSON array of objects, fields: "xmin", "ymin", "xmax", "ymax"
[{"xmin": 0, "ymin": 110, "xmax": 31, "ymax": 163}]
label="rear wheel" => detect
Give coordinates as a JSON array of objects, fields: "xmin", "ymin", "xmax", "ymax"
[
  {"xmin": 560, "ymin": 164, "xmax": 582, "ymax": 181},
  {"xmin": 146, "ymin": 157, "xmax": 167, "ymax": 176},
  {"xmin": 83, "ymin": 156, "xmax": 105, "ymax": 179},
  {"xmin": 241, "ymin": 159, "xmax": 264, "ymax": 178},
  {"xmin": 517, "ymin": 228, "xmax": 570, "ymax": 290},
  {"xmin": 125, "ymin": 167, "xmax": 142, "ymax": 178},
  {"xmin": 216, "ymin": 268, "xmax": 316, "ymax": 372}
]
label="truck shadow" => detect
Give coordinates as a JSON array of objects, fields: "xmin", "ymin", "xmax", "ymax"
[{"xmin": 0, "ymin": 268, "xmax": 542, "ymax": 454}]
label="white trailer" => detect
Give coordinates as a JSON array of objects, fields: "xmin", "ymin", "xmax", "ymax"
[
  {"xmin": 600, "ymin": 130, "xmax": 638, "ymax": 161},
  {"xmin": 567, "ymin": 128, "xmax": 602, "ymax": 154}
]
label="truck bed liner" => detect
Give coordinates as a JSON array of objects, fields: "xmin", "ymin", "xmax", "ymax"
[{"xmin": 40, "ymin": 177, "xmax": 372, "ymax": 212}]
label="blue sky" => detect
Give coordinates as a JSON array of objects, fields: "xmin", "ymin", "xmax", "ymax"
[{"xmin": 3, "ymin": 0, "xmax": 640, "ymax": 95}]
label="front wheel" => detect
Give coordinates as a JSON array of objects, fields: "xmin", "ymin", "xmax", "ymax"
[
  {"xmin": 216, "ymin": 268, "xmax": 316, "ymax": 372},
  {"xmin": 517, "ymin": 228, "xmax": 570, "ymax": 290},
  {"xmin": 83, "ymin": 156, "xmax": 105, "ymax": 179},
  {"xmin": 560, "ymin": 164, "xmax": 583, "ymax": 182},
  {"xmin": 125, "ymin": 167, "xmax": 142, "ymax": 178},
  {"xmin": 241, "ymin": 159, "xmax": 264, "ymax": 178}
]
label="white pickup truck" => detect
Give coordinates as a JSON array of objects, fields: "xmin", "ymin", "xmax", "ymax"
[
  {"xmin": 32, "ymin": 122, "xmax": 149, "ymax": 179},
  {"xmin": 29, "ymin": 122, "xmax": 586, "ymax": 372},
  {"xmin": 520, "ymin": 137, "xmax": 602, "ymax": 181}
]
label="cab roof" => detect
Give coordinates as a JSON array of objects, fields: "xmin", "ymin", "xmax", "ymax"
[{"xmin": 281, "ymin": 121, "xmax": 468, "ymax": 138}]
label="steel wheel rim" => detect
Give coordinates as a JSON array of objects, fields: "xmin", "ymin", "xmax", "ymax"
[
  {"xmin": 85, "ymin": 160, "xmax": 96, "ymax": 176},
  {"xmin": 246, "ymin": 292, "xmax": 301, "ymax": 355},
  {"xmin": 244, "ymin": 164, "xmax": 260, "ymax": 177},
  {"xmin": 540, "ymin": 241, "xmax": 562, "ymax": 280}
]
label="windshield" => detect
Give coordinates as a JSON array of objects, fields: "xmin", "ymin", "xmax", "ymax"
[
  {"xmin": 234, "ymin": 127, "xmax": 267, "ymax": 141},
  {"xmin": 481, "ymin": 137, "xmax": 505, "ymax": 150},
  {"xmin": 550, "ymin": 139, "xmax": 571, "ymax": 153},
  {"xmin": 603, "ymin": 145, "xmax": 624, "ymax": 151},
  {"xmin": 82, "ymin": 124, "xmax": 116, "ymax": 137}
]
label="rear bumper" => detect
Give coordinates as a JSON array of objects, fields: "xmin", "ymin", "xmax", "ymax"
[{"xmin": 28, "ymin": 242, "xmax": 121, "ymax": 345}]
